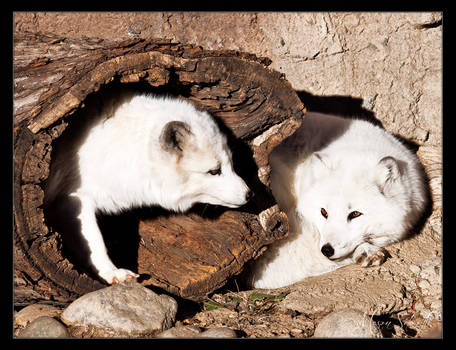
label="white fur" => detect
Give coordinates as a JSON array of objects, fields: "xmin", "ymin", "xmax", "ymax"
[
  {"xmin": 48, "ymin": 94, "xmax": 251, "ymax": 284},
  {"xmin": 250, "ymin": 112, "xmax": 428, "ymax": 289}
]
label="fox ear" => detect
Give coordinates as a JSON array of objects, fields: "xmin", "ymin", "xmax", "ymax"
[
  {"xmin": 300, "ymin": 152, "xmax": 330, "ymax": 186},
  {"xmin": 160, "ymin": 121, "xmax": 192, "ymax": 154},
  {"xmin": 310, "ymin": 152, "xmax": 330, "ymax": 168},
  {"xmin": 295, "ymin": 152, "xmax": 330, "ymax": 197},
  {"xmin": 376, "ymin": 156, "xmax": 405, "ymax": 194}
]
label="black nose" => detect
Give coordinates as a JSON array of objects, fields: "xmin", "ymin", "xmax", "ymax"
[
  {"xmin": 245, "ymin": 190, "xmax": 254, "ymax": 201},
  {"xmin": 321, "ymin": 243, "xmax": 334, "ymax": 258}
]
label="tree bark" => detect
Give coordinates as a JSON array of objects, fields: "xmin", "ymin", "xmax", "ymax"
[{"xmin": 13, "ymin": 32, "xmax": 305, "ymax": 305}]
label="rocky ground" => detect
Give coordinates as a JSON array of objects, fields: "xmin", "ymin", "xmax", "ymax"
[
  {"xmin": 14, "ymin": 209, "xmax": 442, "ymax": 338},
  {"xmin": 13, "ymin": 12, "xmax": 442, "ymax": 339},
  {"xmin": 13, "ymin": 253, "xmax": 442, "ymax": 338}
]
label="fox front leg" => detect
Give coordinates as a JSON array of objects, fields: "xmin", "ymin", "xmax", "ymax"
[
  {"xmin": 71, "ymin": 193, "xmax": 139, "ymax": 284},
  {"xmin": 353, "ymin": 242, "xmax": 388, "ymax": 267}
]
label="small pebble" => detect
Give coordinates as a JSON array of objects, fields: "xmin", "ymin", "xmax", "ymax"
[
  {"xmin": 290, "ymin": 328, "xmax": 303, "ymax": 337},
  {"xmin": 409, "ymin": 265, "xmax": 421, "ymax": 275},
  {"xmin": 418, "ymin": 279, "xmax": 431, "ymax": 291}
]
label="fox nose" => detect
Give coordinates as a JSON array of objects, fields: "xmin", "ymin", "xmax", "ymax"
[
  {"xmin": 321, "ymin": 243, "xmax": 334, "ymax": 258},
  {"xmin": 245, "ymin": 190, "xmax": 254, "ymax": 202}
]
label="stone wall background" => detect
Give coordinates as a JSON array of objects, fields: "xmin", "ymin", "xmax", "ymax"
[{"xmin": 14, "ymin": 12, "xmax": 442, "ymax": 147}]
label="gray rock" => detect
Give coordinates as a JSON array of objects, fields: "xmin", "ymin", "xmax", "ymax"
[
  {"xmin": 199, "ymin": 327, "xmax": 238, "ymax": 338},
  {"xmin": 156, "ymin": 325, "xmax": 238, "ymax": 338},
  {"xmin": 156, "ymin": 325, "xmax": 201, "ymax": 338},
  {"xmin": 61, "ymin": 281, "xmax": 177, "ymax": 337},
  {"xmin": 314, "ymin": 309, "xmax": 382, "ymax": 338},
  {"xmin": 14, "ymin": 303, "xmax": 62, "ymax": 328},
  {"xmin": 17, "ymin": 316, "xmax": 70, "ymax": 338}
]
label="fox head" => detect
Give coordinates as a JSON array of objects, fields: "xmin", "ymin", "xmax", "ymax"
[
  {"xmin": 156, "ymin": 116, "xmax": 252, "ymax": 212},
  {"xmin": 295, "ymin": 152, "xmax": 413, "ymax": 261}
]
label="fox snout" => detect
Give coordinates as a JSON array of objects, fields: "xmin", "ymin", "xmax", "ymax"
[
  {"xmin": 215, "ymin": 179, "xmax": 253, "ymax": 208},
  {"xmin": 233, "ymin": 176, "xmax": 254, "ymax": 206},
  {"xmin": 321, "ymin": 243, "xmax": 334, "ymax": 258},
  {"xmin": 232, "ymin": 187, "xmax": 254, "ymax": 207}
]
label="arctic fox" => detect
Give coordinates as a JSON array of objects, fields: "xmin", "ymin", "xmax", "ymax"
[
  {"xmin": 250, "ymin": 112, "xmax": 429, "ymax": 289},
  {"xmin": 45, "ymin": 92, "xmax": 252, "ymax": 284}
]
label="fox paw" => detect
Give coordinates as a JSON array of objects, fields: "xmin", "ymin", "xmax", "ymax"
[
  {"xmin": 100, "ymin": 268, "xmax": 139, "ymax": 285},
  {"xmin": 354, "ymin": 245, "xmax": 388, "ymax": 267}
]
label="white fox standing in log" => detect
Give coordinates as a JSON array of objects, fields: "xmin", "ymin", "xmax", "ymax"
[{"xmin": 45, "ymin": 92, "xmax": 252, "ymax": 284}]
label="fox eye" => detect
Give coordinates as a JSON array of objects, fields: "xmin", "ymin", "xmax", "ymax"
[
  {"xmin": 207, "ymin": 167, "xmax": 221, "ymax": 176},
  {"xmin": 348, "ymin": 211, "xmax": 362, "ymax": 220},
  {"xmin": 321, "ymin": 208, "xmax": 328, "ymax": 219}
]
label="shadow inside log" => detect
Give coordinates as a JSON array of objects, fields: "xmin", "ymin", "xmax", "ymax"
[{"xmin": 44, "ymin": 80, "xmax": 282, "ymax": 298}]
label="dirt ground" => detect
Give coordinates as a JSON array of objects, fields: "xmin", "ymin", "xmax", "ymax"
[
  {"xmin": 179, "ymin": 288, "xmax": 442, "ymax": 338},
  {"xmin": 177, "ymin": 211, "xmax": 442, "ymax": 338}
]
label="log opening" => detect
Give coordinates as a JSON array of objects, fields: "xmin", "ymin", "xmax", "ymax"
[{"xmin": 14, "ymin": 34, "xmax": 305, "ymax": 304}]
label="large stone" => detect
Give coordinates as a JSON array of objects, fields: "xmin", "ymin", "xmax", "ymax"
[
  {"xmin": 14, "ymin": 303, "xmax": 62, "ymax": 328},
  {"xmin": 156, "ymin": 325, "xmax": 238, "ymax": 338},
  {"xmin": 61, "ymin": 282, "xmax": 177, "ymax": 337},
  {"xmin": 199, "ymin": 327, "xmax": 238, "ymax": 338},
  {"xmin": 17, "ymin": 316, "xmax": 70, "ymax": 338},
  {"xmin": 313, "ymin": 309, "xmax": 382, "ymax": 338},
  {"xmin": 156, "ymin": 325, "xmax": 202, "ymax": 338}
]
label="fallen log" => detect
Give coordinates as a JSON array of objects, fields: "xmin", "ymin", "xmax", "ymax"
[{"xmin": 13, "ymin": 32, "xmax": 305, "ymax": 304}]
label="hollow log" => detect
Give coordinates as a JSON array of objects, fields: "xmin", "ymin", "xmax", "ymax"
[{"xmin": 13, "ymin": 32, "xmax": 305, "ymax": 305}]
